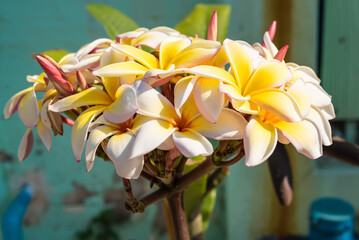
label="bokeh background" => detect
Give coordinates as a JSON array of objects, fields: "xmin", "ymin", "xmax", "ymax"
[{"xmin": 1, "ymin": 0, "xmax": 358, "ymax": 239}]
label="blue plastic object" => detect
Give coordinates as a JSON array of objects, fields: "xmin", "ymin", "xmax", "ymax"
[
  {"xmin": 309, "ymin": 197, "xmax": 355, "ymax": 240},
  {"xmin": 2, "ymin": 185, "xmax": 33, "ymax": 240}
]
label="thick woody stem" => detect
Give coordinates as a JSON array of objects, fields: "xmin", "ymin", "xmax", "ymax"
[{"xmin": 167, "ymin": 191, "xmax": 190, "ymax": 240}]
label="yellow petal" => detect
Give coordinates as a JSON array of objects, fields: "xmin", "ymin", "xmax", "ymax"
[
  {"xmin": 102, "ymin": 77, "xmax": 120, "ymax": 100},
  {"xmin": 211, "ymin": 46, "xmax": 228, "ymax": 67},
  {"xmin": 72, "ymin": 106, "xmax": 106, "ymax": 161},
  {"xmin": 243, "ymin": 60, "xmax": 292, "ymax": 96},
  {"xmin": 93, "ymin": 61, "xmax": 149, "ymax": 78},
  {"xmin": 188, "ymin": 65, "xmax": 236, "ymax": 86},
  {"xmin": 160, "ymin": 37, "xmax": 191, "ymax": 69},
  {"xmin": 171, "ymin": 40, "xmax": 221, "ymax": 68},
  {"xmin": 18, "ymin": 88, "xmax": 39, "ymax": 128},
  {"xmin": 250, "ymin": 89, "xmax": 302, "ymax": 122},
  {"xmin": 132, "ymin": 31, "xmax": 168, "ymax": 50},
  {"xmin": 190, "ymin": 108, "xmax": 247, "ymax": 140},
  {"xmin": 218, "ymin": 83, "xmax": 249, "ymax": 101},
  {"xmin": 111, "ymin": 43, "xmax": 159, "ymax": 69},
  {"xmin": 274, "ymin": 119, "xmax": 322, "ymax": 159},
  {"xmin": 223, "ymin": 39, "xmax": 252, "ymax": 88},
  {"xmin": 49, "ymin": 87, "xmax": 112, "ymax": 112},
  {"xmin": 232, "ymin": 100, "xmax": 259, "ymax": 115},
  {"xmin": 244, "ymin": 117, "xmax": 277, "ymax": 166}
]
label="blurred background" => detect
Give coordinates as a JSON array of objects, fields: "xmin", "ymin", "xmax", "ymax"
[{"xmin": 0, "ymin": 0, "xmax": 358, "ymax": 239}]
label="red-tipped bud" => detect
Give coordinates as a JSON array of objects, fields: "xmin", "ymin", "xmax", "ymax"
[
  {"xmin": 268, "ymin": 21, "xmax": 277, "ymax": 41},
  {"xmin": 207, "ymin": 10, "xmax": 218, "ymax": 41},
  {"xmin": 274, "ymin": 45, "xmax": 289, "ymax": 62},
  {"xmin": 262, "ymin": 21, "xmax": 277, "ymax": 47},
  {"xmin": 194, "ymin": 34, "xmax": 199, "ymax": 39},
  {"xmin": 76, "ymin": 70, "xmax": 88, "ymax": 91},
  {"xmin": 35, "ymin": 55, "xmax": 75, "ymax": 96}
]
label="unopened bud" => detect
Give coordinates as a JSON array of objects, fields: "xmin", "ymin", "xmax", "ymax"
[
  {"xmin": 76, "ymin": 70, "xmax": 88, "ymax": 91},
  {"xmin": 274, "ymin": 45, "xmax": 289, "ymax": 62},
  {"xmin": 35, "ymin": 55, "xmax": 75, "ymax": 96},
  {"xmin": 207, "ymin": 11, "xmax": 218, "ymax": 41}
]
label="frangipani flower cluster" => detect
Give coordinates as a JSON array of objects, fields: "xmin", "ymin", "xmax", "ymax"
[{"xmin": 4, "ymin": 15, "xmax": 334, "ymax": 180}]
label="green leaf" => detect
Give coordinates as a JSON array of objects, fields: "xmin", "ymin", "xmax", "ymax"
[
  {"xmin": 183, "ymin": 164, "xmax": 207, "ymax": 218},
  {"xmin": 86, "ymin": 4, "xmax": 139, "ymax": 39},
  {"xmin": 201, "ymin": 189, "xmax": 216, "ymax": 231},
  {"xmin": 175, "ymin": 4, "xmax": 231, "ymax": 42},
  {"xmin": 41, "ymin": 49, "xmax": 70, "ymax": 62}
]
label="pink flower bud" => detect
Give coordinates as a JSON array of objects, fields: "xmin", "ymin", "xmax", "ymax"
[
  {"xmin": 274, "ymin": 45, "xmax": 289, "ymax": 62},
  {"xmin": 35, "ymin": 55, "xmax": 75, "ymax": 96},
  {"xmin": 207, "ymin": 11, "xmax": 217, "ymax": 41}
]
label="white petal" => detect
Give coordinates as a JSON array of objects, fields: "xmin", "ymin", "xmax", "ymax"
[
  {"xmin": 244, "ymin": 117, "xmax": 277, "ymax": 167},
  {"xmin": 107, "ymin": 133, "xmax": 143, "ymax": 179},
  {"xmin": 173, "ymin": 129, "xmax": 213, "ymax": 158},
  {"xmin": 85, "ymin": 125, "xmax": 119, "ymax": 172},
  {"xmin": 37, "ymin": 120, "xmax": 52, "ymax": 151},
  {"xmin": 194, "ymin": 77, "xmax": 225, "ymax": 123},
  {"xmin": 305, "ymin": 106, "xmax": 332, "ymax": 146},
  {"xmin": 18, "ymin": 128, "xmax": 34, "ymax": 162},
  {"xmin": 130, "ymin": 119, "xmax": 176, "ymax": 158},
  {"xmin": 104, "ymin": 85, "xmax": 138, "ymax": 123},
  {"xmin": 190, "ymin": 109, "xmax": 247, "ymax": 140},
  {"xmin": 305, "ymin": 82, "xmax": 332, "ymax": 108},
  {"xmin": 4, "ymin": 87, "xmax": 32, "ymax": 119},
  {"xmin": 174, "ymin": 76, "xmax": 197, "ymax": 116}
]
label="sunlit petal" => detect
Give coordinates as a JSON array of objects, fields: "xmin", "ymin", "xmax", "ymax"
[
  {"xmin": 130, "ymin": 119, "xmax": 176, "ymax": 158},
  {"xmin": 305, "ymin": 106, "xmax": 332, "ymax": 146},
  {"xmin": 111, "ymin": 43, "xmax": 159, "ymax": 69},
  {"xmin": 174, "ymin": 76, "xmax": 197, "ymax": 116},
  {"xmin": 132, "ymin": 31, "xmax": 169, "ymax": 50},
  {"xmin": 173, "ymin": 129, "xmax": 213, "ymax": 158},
  {"xmin": 160, "ymin": 36, "xmax": 191, "ymax": 69},
  {"xmin": 250, "ymin": 89, "xmax": 302, "ymax": 122},
  {"xmin": 49, "ymin": 87, "xmax": 112, "ymax": 112},
  {"xmin": 107, "ymin": 132, "xmax": 144, "ymax": 179},
  {"xmin": 190, "ymin": 109, "xmax": 247, "ymax": 140},
  {"xmin": 320, "ymin": 103, "xmax": 335, "ymax": 120},
  {"xmin": 104, "ymin": 85, "xmax": 138, "ymax": 123},
  {"xmin": 305, "ymin": 82, "xmax": 332, "ymax": 108},
  {"xmin": 232, "ymin": 100, "xmax": 259, "ymax": 115},
  {"xmin": 171, "ymin": 40, "xmax": 221, "ymax": 68},
  {"xmin": 133, "ymin": 81, "xmax": 177, "ymax": 122},
  {"xmin": 218, "ymin": 83, "xmax": 249, "ymax": 101},
  {"xmin": 274, "ymin": 120, "xmax": 322, "ymax": 159},
  {"xmin": 243, "ymin": 60, "xmax": 292, "ymax": 95},
  {"xmin": 263, "ymin": 32, "xmax": 278, "ymax": 57},
  {"xmin": 244, "ymin": 117, "xmax": 277, "ymax": 167},
  {"xmin": 85, "ymin": 125, "xmax": 120, "ymax": 172},
  {"xmin": 102, "ymin": 77, "xmax": 120, "ymax": 100},
  {"xmin": 99, "ymin": 47, "xmax": 126, "ymax": 67},
  {"xmin": 223, "ymin": 39, "xmax": 252, "ymax": 88},
  {"xmin": 194, "ymin": 77, "xmax": 224, "ymax": 123},
  {"xmin": 72, "ymin": 106, "xmax": 106, "ymax": 161},
  {"xmin": 188, "ymin": 65, "xmax": 236, "ymax": 86},
  {"xmin": 287, "ymin": 79, "xmax": 311, "ymax": 116},
  {"xmin": 93, "ymin": 61, "xmax": 149, "ymax": 77}
]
